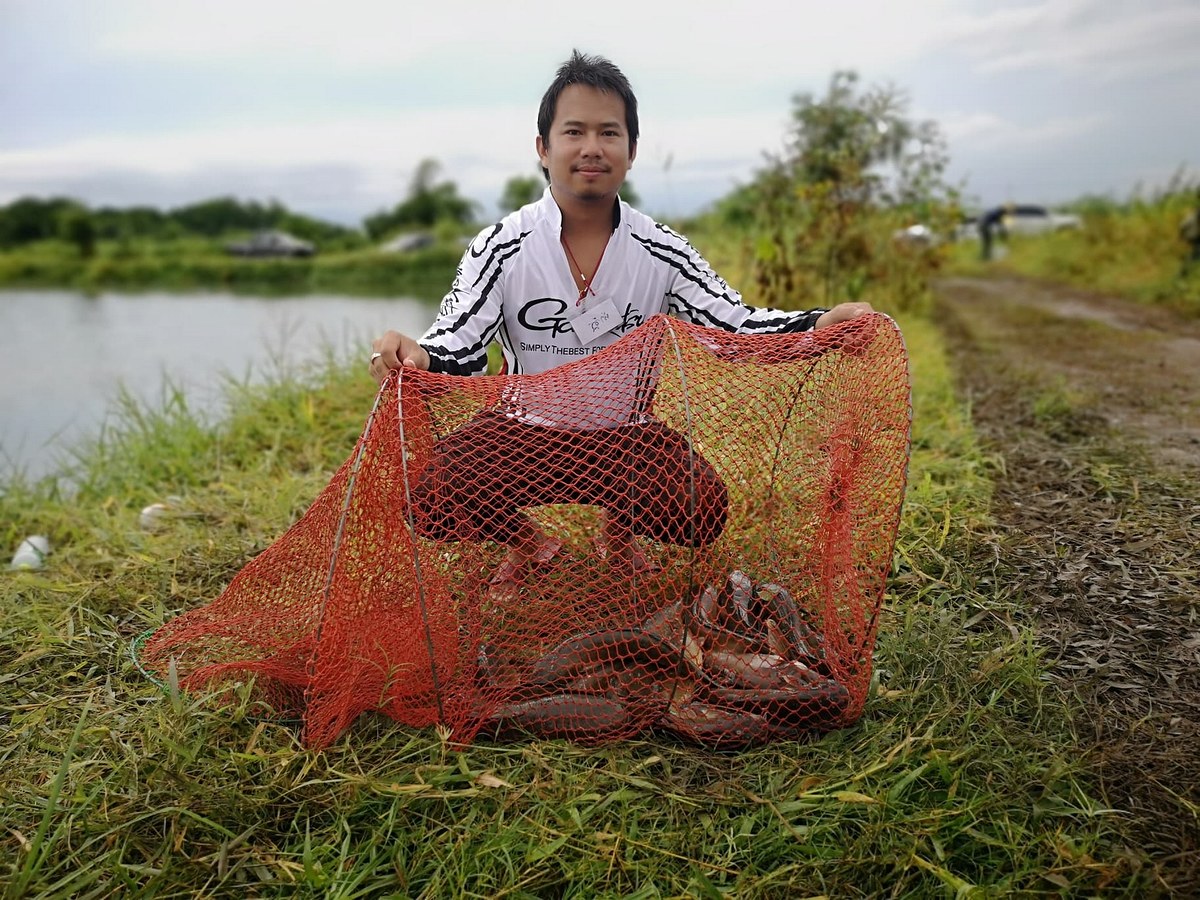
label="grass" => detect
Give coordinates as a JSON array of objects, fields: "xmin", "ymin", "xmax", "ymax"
[{"xmin": 0, "ymin": 311, "xmax": 1157, "ymax": 897}]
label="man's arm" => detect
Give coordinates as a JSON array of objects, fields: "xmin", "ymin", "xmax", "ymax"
[
  {"xmin": 371, "ymin": 229, "xmax": 511, "ymax": 383},
  {"xmin": 650, "ymin": 225, "xmax": 870, "ymax": 333}
]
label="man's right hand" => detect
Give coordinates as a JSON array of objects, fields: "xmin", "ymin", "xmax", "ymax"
[{"xmin": 370, "ymin": 331, "xmax": 431, "ymax": 384}]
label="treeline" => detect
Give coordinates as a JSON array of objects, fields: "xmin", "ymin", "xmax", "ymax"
[
  {"xmin": 0, "ymin": 157, "xmax": 553, "ymax": 251},
  {"xmin": 0, "ymin": 195, "xmax": 365, "ymax": 262},
  {"xmin": 0, "ymin": 158, "xmax": 630, "ymax": 255},
  {"xmin": 0, "ymin": 195, "xmax": 357, "ymax": 252},
  {"xmin": 0, "ymin": 157, "xmax": 530, "ymax": 294}
]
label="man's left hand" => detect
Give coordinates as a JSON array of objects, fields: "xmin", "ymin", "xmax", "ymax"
[{"xmin": 815, "ymin": 302, "xmax": 874, "ymax": 329}]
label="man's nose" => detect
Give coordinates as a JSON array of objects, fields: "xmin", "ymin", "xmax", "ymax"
[{"xmin": 581, "ymin": 130, "xmax": 602, "ymax": 156}]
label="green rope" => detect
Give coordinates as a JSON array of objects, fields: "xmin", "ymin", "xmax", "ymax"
[
  {"xmin": 129, "ymin": 627, "xmax": 168, "ymax": 691},
  {"xmin": 128, "ymin": 626, "xmax": 300, "ymax": 725}
]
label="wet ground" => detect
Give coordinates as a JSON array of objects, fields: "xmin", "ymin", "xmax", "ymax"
[{"xmin": 935, "ymin": 276, "xmax": 1200, "ymax": 894}]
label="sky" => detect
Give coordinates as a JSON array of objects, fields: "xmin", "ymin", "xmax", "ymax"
[{"xmin": 2, "ymin": 0, "xmax": 1198, "ymax": 227}]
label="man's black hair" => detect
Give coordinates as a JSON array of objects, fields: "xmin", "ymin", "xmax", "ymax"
[{"xmin": 537, "ymin": 50, "xmax": 639, "ymax": 181}]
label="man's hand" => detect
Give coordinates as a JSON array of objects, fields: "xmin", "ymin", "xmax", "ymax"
[
  {"xmin": 370, "ymin": 331, "xmax": 431, "ymax": 384},
  {"xmin": 814, "ymin": 302, "xmax": 874, "ymax": 329}
]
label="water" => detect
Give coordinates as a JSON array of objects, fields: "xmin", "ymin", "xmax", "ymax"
[{"xmin": 0, "ymin": 289, "xmax": 435, "ymax": 481}]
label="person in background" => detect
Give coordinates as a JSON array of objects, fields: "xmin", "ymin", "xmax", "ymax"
[
  {"xmin": 370, "ymin": 50, "xmax": 873, "ymax": 588},
  {"xmin": 978, "ymin": 204, "xmax": 1010, "ymax": 262}
]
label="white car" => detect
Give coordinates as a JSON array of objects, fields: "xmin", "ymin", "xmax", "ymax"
[
  {"xmin": 957, "ymin": 205, "xmax": 1082, "ymax": 240},
  {"xmin": 1001, "ymin": 204, "xmax": 1082, "ymax": 236}
]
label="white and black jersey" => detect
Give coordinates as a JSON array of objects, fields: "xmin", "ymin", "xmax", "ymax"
[{"xmin": 419, "ymin": 188, "xmax": 827, "ymax": 378}]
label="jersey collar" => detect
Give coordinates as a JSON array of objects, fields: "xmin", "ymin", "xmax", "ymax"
[{"xmin": 541, "ymin": 186, "xmax": 622, "ymax": 234}]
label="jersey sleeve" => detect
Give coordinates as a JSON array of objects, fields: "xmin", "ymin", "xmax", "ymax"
[
  {"xmin": 418, "ymin": 225, "xmax": 512, "ymax": 376},
  {"xmin": 654, "ymin": 225, "xmax": 827, "ymax": 334}
]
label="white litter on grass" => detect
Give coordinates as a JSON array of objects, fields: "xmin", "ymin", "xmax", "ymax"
[
  {"xmin": 139, "ymin": 495, "xmax": 185, "ymax": 532},
  {"xmin": 11, "ymin": 535, "xmax": 50, "ymax": 570},
  {"xmin": 139, "ymin": 503, "xmax": 171, "ymax": 531}
]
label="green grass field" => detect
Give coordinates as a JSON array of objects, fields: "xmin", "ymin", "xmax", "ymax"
[{"xmin": 0, "ymin": 308, "xmax": 1152, "ymax": 897}]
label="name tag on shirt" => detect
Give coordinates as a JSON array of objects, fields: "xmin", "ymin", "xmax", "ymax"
[{"xmin": 569, "ymin": 297, "xmax": 620, "ymax": 345}]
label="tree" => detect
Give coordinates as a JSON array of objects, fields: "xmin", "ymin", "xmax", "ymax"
[
  {"xmin": 787, "ymin": 71, "xmax": 909, "ymax": 189},
  {"xmin": 499, "ymin": 174, "xmax": 544, "ymax": 213},
  {"xmin": 170, "ymin": 196, "xmax": 275, "ymax": 236},
  {"xmin": 93, "ymin": 205, "xmax": 167, "ymax": 240},
  {"xmin": 59, "ymin": 206, "xmax": 97, "ymax": 258},
  {"xmin": 365, "ymin": 159, "xmax": 479, "ymax": 239},
  {"xmin": 0, "ymin": 196, "xmax": 78, "ymax": 247},
  {"xmin": 721, "ymin": 70, "xmax": 957, "ymax": 312}
]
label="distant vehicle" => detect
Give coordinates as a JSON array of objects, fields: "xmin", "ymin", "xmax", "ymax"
[
  {"xmin": 380, "ymin": 232, "xmax": 434, "ymax": 253},
  {"xmin": 1001, "ymin": 205, "xmax": 1082, "ymax": 236},
  {"xmin": 957, "ymin": 206, "xmax": 1081, "ymax": 240},
  {"xmin": 226, "ymin": 230, "xmax": 316, "ymax": 258}
]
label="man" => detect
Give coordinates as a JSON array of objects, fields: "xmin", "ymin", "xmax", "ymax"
[
  {"xmin": 977, "ymin": 204, "xmax": 1010, "ymax": 262},
  {"xmin": 371, "ymin": 50, "xmax": 872, "ymax": 585}
]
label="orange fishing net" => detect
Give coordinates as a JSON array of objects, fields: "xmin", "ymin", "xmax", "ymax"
[{"xmin": 140, "ymin": 313, "xmax": 911, "ymax": 749}]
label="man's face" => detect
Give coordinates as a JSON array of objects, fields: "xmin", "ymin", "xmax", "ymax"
[{"xmin": 537, "ymin": 84, "xmax": 636, "ymax": 205}]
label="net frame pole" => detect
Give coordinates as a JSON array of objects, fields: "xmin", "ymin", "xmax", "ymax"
[
  {"xmin": 762, "ymin": 352, "xmax": 822, "ymax": 577},
  {"xmin": 663, "ymin": 322, "xmax": 704, "ymax": 709},
  {"xmin": 395, "ymin": 368, "xmax": 446, "ymax": 724},
  {"xmin": 305, "ymin": 373, "xmax": 390, "ymax": 730}
]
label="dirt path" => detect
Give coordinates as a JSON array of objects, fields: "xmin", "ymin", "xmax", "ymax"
[{"xmin": 934, "ymin": 276, "xmax": 1200, "ymax": 895}]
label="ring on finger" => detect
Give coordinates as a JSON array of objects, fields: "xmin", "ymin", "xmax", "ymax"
[{"xmin": 370, "ymin": 351, "xmax": 383, "ymax": 363}]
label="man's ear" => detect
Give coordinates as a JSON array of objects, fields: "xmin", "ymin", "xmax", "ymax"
[
  {"xmin": 629, "ymin": 141, "xmax": 638, "ymax": 167},
  {"xmin": 536, "ymin": 135, "xmax": 549, "ymax": 167}
]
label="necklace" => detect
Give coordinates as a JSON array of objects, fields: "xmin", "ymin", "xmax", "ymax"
[{"xmin": 561, "ymin": 235, "xmax": 608, "ymax": 305}]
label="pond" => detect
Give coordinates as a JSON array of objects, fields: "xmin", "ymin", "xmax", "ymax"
[{"xmin": 0, "ymin": 289, "xmax": 435, "ymax": 481}]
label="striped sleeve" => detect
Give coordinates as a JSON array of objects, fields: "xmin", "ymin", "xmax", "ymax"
[
  {"xmin": 419, "ymin": 226, "xmax": 526, "ymax": 376},
  {"xmin": 638, "ymin": 224, "xmax": 826, "ymax": 334}
]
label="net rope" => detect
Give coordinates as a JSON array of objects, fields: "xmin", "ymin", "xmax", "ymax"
[{"xmin": 139, "ymin": 313, "xmax": 911, "ymax": 749}]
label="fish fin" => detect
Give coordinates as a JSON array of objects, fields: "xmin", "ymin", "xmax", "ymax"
[{"xmin": 765, "ymin": 618, "xmax": 790, "ymax": 657}]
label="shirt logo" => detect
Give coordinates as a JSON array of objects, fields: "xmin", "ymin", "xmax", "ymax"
[
  {"xmin": 516, "ymin": 298, "xmax": 646, "ymax": 342},
  {"xmin": 517, "ymin": 297, "xmax": 573, "ymax": 338},
  {"xmin": 619, "ymin": 302, "xmax": 644, "ymax": 333}
]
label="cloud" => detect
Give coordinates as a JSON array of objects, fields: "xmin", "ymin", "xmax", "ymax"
[
  {"xmin": 940, "ymin": 110, "xmax": 1110, "ymax": 149},
  {"xmin": 934, "ymin": 0, "xmax": 1200, "ymax": 78},
  {"xmin": 85, "ymin": 0, "xmax": 955, "ymax": 82}
]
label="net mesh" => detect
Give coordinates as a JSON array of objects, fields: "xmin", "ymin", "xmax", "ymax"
[{"xmin": 140, "ymin": 313, "xmax": 911, "ymax": 749}]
